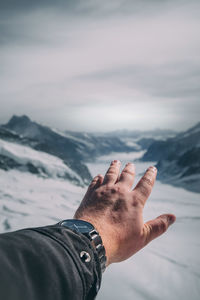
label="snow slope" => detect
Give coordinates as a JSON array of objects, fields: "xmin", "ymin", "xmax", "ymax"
[
  {"xmin": 0, "ymin": 150, "xmax": 199, "ymax": 300},
  {"xmin": 87, "ymin": 153, "xmax": 200, "ymax": 300},
  {"xmin": 0, "ymin": 139, "xmax": 84, "ymax": 185},
  {"xmin": 0, "ymin": 169, "xmax": 85, "ymax": 232}
]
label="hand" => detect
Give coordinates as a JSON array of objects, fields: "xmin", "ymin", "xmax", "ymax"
[{"xmin": 74, "ymin": 160, "xmax": 176, "ymax": 265}]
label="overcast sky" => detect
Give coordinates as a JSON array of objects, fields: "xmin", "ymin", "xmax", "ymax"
[{"xmin": 0, "ymin": 0, "xmax": 200, "ymax": 132}]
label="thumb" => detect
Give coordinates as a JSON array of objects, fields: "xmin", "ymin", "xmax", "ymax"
[{"xmin": 143, "ymin": 214, "xmax": 176, "ymax": 245}]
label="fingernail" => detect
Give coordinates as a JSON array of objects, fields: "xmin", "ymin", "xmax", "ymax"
[
  {"xmin": 112, "ymin": 160, "xmax": 120, "ymax": 164},
  {"xmin": 147, "ymin": 166, "xmax": 157, "ymax": 173},
  {"xmin": 97, "ymin": 174, "xmax": 103, "ymax": 178},
  {"xmin": 168, "ymin": 215, "xmax": 176, "ymax": 226},
  {"xmin": 126, "ymin": 162, "xmax": 135, "ymax": 169}
]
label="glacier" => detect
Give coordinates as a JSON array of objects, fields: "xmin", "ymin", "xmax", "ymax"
[{"xmin": 0, "ymin": 147, "xmax": 199, "ymax": 300}]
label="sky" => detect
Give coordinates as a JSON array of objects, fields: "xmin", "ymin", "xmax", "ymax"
[{"xmin": 0, "ymin": 0, "xmax": 200, "ymax": 132}]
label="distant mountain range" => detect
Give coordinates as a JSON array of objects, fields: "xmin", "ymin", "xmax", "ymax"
[
  {"xmin": 1, "ymin": 115, "xmax": 199, "ymax": 193},
  {"xmin": 141, "ymin": 122, "xmax": 200, "ymax": 193},
  {"xmin": 0, "ymin": 116, "xmax": 130, "ymax": 184},
  {"xmin": 0, "ymin": 115, "xmax": 175, "ymax": 186}
]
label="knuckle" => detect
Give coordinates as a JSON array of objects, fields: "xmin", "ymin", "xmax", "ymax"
[
  {"xmin": 93, "ymin": 189, "xmax": 113, "ymax": 209},
  {"xmin": 110, "ymin": 186, "xmax": 120, "ymax": 194},
  {"xmin": 115, "ymin": 185, "xmax": 128, "ymax": 197},
  {"xmin": 136, "ymin": 184, "xmax": 149, "ymax": 199},
  {"xmin": 107, "ymin": 169, "xmax": 117, "ymax": 176},
  {"xmin": 132, "ymin": 197, "xmax": 140, "ymax": 207},
  {"xmin": 135, "ymin": 176, "xmax": 154, "ymax": 198},
  {"xmin": 91, "ymin": 178, "xmax": 98, "ymax": 184},
  {"xmin": 94, "ymin": 189, "xmax": 102, "ymax": 198},
  {"xmin": 159, "ymin": 219, "xmax": 168, "ymax": 233},
  {"xmin": 143, "ymin": 224, "xmax": 152, "ymax": 245},
  {"xmin": 91, "ymin": 175, "xmax": 102, "ymax": 183},
  {"xmin": 122, "ymin": 169, "xmax": 135, "ymax": 176},
  {"xmin": 142, "ymin": 176, "xmax": 154, "ymax": 187}
]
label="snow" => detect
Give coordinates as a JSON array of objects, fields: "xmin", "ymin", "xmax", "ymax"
[
  {"xmin": 87, "ymin": 153, "xmax": 200, "ymax": 300},
  {"xmin": 94, "ymin": 150, "xmax": 146, "ymax": 164},
  {"xmin": 0, "ymin": 139, "xmax": 83, "ymax": 183},
  {"xmin": 124, "ymin": 140, "xmax": 141, "ymax": 149},
  {"xmin": 0, "ymin": 150, "xmax": 199, "ymax": 300},
  {"xmin": 51, "ymin": 128, "xmax": 94, "ymax": 150},
  {"xmin": 0, "ymin": 169, "xmax": 85, "ymax": 231}
]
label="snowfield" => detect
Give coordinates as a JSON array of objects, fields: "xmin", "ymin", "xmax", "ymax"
[
  {"xmin": 0, "ymin": 151, "xmax": 199, "ymax": 300},
  {"xmin": 0, "ymin": 169, "xmax": 85, "ymax": 231},
  {"xmin": 88, "ymin": 154, "xmax": 200, "ymax": 300},
  {"xmin": 0, "ymin": 139, "xmax": 84, "ymax": 184}
]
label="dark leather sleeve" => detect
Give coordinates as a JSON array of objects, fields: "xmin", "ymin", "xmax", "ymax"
[{"xmin": 0, "ymin": 224, "xmax": 102, "ymax": 300}]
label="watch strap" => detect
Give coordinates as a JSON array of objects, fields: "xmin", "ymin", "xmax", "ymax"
[{"xmin": 88, "ymin": 229, "xmax": 107, "ymax": 273}]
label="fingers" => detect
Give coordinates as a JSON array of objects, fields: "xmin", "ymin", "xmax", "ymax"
[
  {"xmin": 117, "ymin": 163, "xmax": 135, "ymax": 189},
  {"xmin": 85, "ymin": 175, "xmax": 104, "ymax": 198},
  {"xmin": 143, "ymin": 214, "xmax": 176, "ymax": 245},
  {"xmin": 89, "ymin": 174, "xmax": 104, "ymax": 189},
  {"xmin": 133, "ymin": 166, "xmax": 157, "ymax": 205},
  {"xmin": 103, "ymin": 160, "xmax": 121, "ymax": 185}
]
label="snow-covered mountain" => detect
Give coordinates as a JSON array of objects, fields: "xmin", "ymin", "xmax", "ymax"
[
  {"xmin": 2, "ymin": 115, "xmax": 141, "ymax": 179},
  {"xmin": 64, "ymin": 128, "xmax": 177, "ymax": 156},
  {"xmin": 2, "ymin": 115, "xmax": 93, "ymax": 184},
  {"xmin": 0, "ymin": 115, "xmax": 140, "ymax": 186},
  {"xmin": 0, "ymin": 139, "xmax": 84, "ymax": 185},
  {"xmin": 0, "ymin": 115, "xmax": 179, "ymax": 188},
  {"xmin": 141, "ymin": 122, "xmax": 200, "ymax": 192}
]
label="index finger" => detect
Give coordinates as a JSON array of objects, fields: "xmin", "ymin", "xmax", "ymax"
[
  {"xmin": 133, "ymin": 166, "xmax": 157, "ymax": 205},
  {"xmin": 103, "ymin": 160, "xmax": 121, "ymax": 185}
]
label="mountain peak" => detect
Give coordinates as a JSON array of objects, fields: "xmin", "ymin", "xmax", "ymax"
[
  {"xmin": 3, "ymin": 115, "xmax": 37, "ymax": 137},
  {"xmin": 7, "ymin": 115, "xmax": 31, "ymax": 127}
]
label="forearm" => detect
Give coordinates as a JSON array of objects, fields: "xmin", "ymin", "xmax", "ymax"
[{"xmin": 0, "ymin": 225, "xmax": 101, "ymax": 300}]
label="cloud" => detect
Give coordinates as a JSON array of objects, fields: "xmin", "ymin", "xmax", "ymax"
[
  {"xmin": 82, "ymin": 61, "xmax": 200, "ymax": 100},
  {"xmin": 0, "ymin": 0, "xmax": 200, "ymax": 131}
]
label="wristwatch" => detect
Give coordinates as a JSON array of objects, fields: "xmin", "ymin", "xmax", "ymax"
[{"xmin": 59, "ymin": 219, "xmax": 107, "ymax": 273}]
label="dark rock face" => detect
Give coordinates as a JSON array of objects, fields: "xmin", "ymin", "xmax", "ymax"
[
  {"xmin": 0, "ymin": 115, "xmax": 181, "ymax": 188},
  {"xmin": 6, "ymin": 115, "xmax": 31, "ymax": 130},
  {"xmin": 2, "ymin": 115, "xmax": 92, "ymax": 184},
  {"xmin": 140, "ymin": 140, "xmax": 169, "ymax": 158},
  {"xmin": 1, "ymin": 115, "xmax": 141, "ymax": 186},
  {"xmin": 0, "ymin": 126, "xmax": 21, "ymax": 141},
  {"xmin": 1, "ymin": 115, "xmax": 140, "ymax": 184},
  {"xmin": 141, "ymin": 122, "xmax": 200, "ymax": 193},
  {"xmin": 0, "ymin": 155, "xmax": 21, "ymax": 171}
]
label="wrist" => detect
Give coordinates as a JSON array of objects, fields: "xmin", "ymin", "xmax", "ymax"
[
  {"xmin": 74, "ymin": 216, "xmax": 117, "ymax": 266},
  {"xmin": 60, "ymin": 218, "xmax": 107, "ymax": 271}
]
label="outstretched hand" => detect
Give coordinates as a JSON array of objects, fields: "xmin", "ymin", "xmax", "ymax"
[{"xmin": 74, "ymin": 160, "xmax": 176, "ymax": 265}]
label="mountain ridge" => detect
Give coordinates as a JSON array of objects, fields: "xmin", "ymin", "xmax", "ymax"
[
  {"xmin": 1, "ymin": 115, "xmax": 92, "ymax": 184},
  {"xmin": 1, "ymin": 115, "xmax": 199, "ymax": 192},
  {"xmin": 141, "ymin": 122, "xmax": 200, "ymax": 192}
]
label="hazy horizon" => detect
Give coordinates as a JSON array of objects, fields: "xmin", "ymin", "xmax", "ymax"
[{"xmin": 2, "ymin": 113, "xmax": 199, "ymax": 134}]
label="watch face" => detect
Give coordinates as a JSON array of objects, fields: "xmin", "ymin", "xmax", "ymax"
[{"xmin": 60, "ymin": 219, "xmax": 94, "ymax": 233}]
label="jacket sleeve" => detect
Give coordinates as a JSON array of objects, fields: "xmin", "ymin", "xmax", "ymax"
[{"xmin": 0, "ymin": 224, "xmax": 102, "ymax": 300}]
